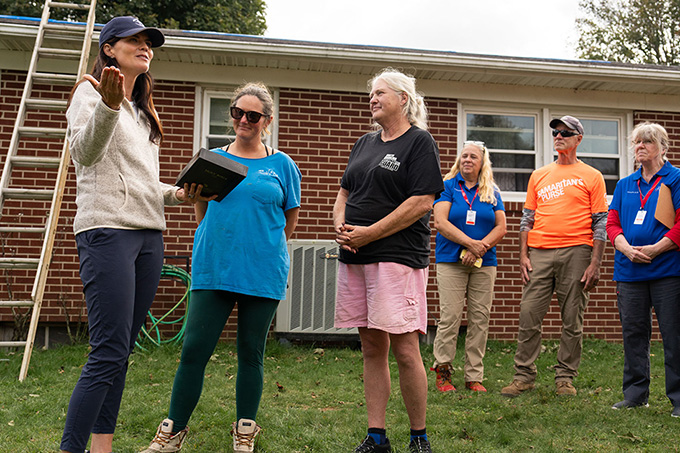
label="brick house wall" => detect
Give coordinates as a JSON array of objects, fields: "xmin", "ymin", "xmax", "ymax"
[
  {"xmin": 1, "ymin": 71, "xmax": 674, "ymax": 342},
  {"xmin": 0, "ymin": 72, "xmax": 210, "ymax": 341}
]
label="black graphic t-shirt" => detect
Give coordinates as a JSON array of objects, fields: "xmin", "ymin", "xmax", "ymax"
[{"xmin": 340, "ymin": 126, "xmax": 444, "ymax": 268}]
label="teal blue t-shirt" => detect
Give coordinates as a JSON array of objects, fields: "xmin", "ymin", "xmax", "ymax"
[{"xmin": 191, "ymin": 148, "xmax": 302, "ymax": 300}]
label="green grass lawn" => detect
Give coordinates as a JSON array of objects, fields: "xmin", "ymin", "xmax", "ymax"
[{"xmin": 1, "ymin": 337, "xmax": 678, "ymax": 452}]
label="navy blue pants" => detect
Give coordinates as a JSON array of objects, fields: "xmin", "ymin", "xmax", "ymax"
[
  {"xmin": 617, "ymin": 277, "xmax": 680, "ymax": 407},
  {"xmin": 61, "ymin": 228, "xmax": 163, "ymax": 453}
]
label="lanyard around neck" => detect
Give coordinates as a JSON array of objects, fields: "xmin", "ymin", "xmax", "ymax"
[
  {"xmin": 459, "ymin": 181, "xmax": 479, "ymax": 210},
  {"xmin": 638, "ymin": 175, "xmax": 661, "ymax": 210}
]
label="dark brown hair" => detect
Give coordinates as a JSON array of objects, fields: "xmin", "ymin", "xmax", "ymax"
[{"xmin": 69, "ymin": 38, "xmax": 163, "ymax": 143}]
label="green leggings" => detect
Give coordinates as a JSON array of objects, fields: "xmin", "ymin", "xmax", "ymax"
[{"xmin": 168, "ymin": 290, "xmax": 279, "ymax": 430}]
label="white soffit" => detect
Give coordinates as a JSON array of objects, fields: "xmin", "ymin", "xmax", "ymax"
[{"xmin": 1, "ymin": 20, "xmax": 680, "ymax": 99}]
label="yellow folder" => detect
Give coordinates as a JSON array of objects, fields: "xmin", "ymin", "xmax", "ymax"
[{"xmin": 654, "ymin": 183, "xmax": 675, "ymax": 229}]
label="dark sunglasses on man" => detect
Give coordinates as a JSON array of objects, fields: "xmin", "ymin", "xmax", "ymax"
[
  {"xmin": 551, "ymin": 129, "xmax": 580, "ymax": 138},
  {"xmin": 230, "ymin": 106, "xmax": 268, "ymax": 123}
]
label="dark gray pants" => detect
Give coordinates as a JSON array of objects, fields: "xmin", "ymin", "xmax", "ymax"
[
  {"xmin": 617, "ymin": 277, "xmax": 680, "ymax": 407},
  {"xmin": 61, "ymin": 228, "xmax": 163, "ymax": 453}
]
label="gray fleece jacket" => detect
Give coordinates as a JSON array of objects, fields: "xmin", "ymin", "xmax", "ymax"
[{"xmin": 67, "ymin": 82, "xmax": 181, "ymax": 235}]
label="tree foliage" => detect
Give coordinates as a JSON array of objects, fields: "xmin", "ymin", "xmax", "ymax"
[
  {"xmin": 576, "ymin": 0, "xmax": 680, "ymax": 65},
  {"xmin": 0, "ymin": 0, "xmax": 267, "ymax": 35}
]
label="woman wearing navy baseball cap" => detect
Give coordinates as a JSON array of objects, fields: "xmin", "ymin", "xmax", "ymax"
[{"xmin": 59, "ymin": 16, "xmax": 197, "ymax": 453}]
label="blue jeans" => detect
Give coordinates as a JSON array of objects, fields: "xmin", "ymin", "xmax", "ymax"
[
  {"xmin": 61, "ymin": 228, "xmax": 163, "ymax": 453},
  {"xmin": 617, "ymin": 277, "xmax": 680, "ymax": 407}
]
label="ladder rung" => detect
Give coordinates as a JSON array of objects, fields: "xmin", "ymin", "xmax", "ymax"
[
  {"xmin": 0, "ymin": 300, "xmax": 34, "ymax": 307},
  {"xmin": 2, "ymin": 188, "xmax": 55, "ymax": 200},
  {"xmin": 0, "ymin": 227, "xmax": 46, "ymax": 234},
  {"xmin": 18, "ymin": 126, "xmax": 66, "ymax": 137},
  {"xmin": 48, "ymin": 1, "xmax": 92, "ymax": 10},
  {"xmin": 0, "ymin": 341, "xmax": 28, "ymax": 348},
  {"xmin": 0, "ymin": 258, "xmax": 40, "ymax": 269},
  {"xmin": 43, "ymin": 23, "xmax": 86, "ymax": 33},
  {"xmin": 25, "ymin": 99, "xmax": 68, "ymax": 110},
  {"xmin": 33, "ymin": 73, "xmax": 78, "ymax": 85},
  {"xmin": 11, "ymin": 156, "xmax": 62, "ymax": 168},
  {"xmin": 38, "ymin": 47, "xmax": 82, "ymax": 59},
  {"xmin": 9, "ymin": 0, "xmax": 96, "ymax": 383}
]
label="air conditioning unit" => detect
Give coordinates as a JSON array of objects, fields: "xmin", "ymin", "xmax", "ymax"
[{"xmin": 276, "ymin": 240, "xmax": 357, "ymax": 336}]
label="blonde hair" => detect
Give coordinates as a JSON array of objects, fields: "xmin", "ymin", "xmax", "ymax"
[
  {"xmin": 444, "ymin": 141, "xmax": 499, "ymax": 205},
  {"xmin": 368, "ymin": 68, "xmax": 428, "ymax": 130},
  {"xmin": 630, "ymin": 121, "xmax": 669, "ymax": 162}
]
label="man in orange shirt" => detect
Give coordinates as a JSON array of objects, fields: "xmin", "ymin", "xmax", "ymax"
[{"xmin": 501, "ymin": 115, "xmax": 608, "ymax": 397}]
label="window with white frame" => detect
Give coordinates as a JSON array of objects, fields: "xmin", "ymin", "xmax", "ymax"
[
  {"xmin": 463, "ymin": 107, "xmax": 627, "ymax": 195},
  {"xmin": 466, "ymin": 112, "xmax": 537, "ymax": 192},
  {"xmin": 560, "ymin": 117, "xmax": 620, "ymax": 195},
  {"xmin": 199, "ymin": 89, "xmax": 274, "ymax": 150},
  {"xmin": 205, "ymin": 95, "xmax": 234, "ymax": 149}
]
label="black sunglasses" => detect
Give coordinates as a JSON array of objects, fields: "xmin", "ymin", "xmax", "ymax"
[
  {"xmin": 230, "ymin": 106, "xmax": 267, "ymax": 123},
  {"xmin": 552, "ymin": 129, "xmax": 580, "ymax": 138}
]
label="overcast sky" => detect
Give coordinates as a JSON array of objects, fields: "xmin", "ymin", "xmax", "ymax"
[{"xmin": 264, "ymin": 0, "xmax": 583, "ymax": 60}]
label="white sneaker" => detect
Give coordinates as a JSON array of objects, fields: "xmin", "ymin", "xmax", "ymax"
[
  {"xmin": 140, "ymin": 418, "xmax": 188, "ymax": 453},
  {"xmin": 231, "ymin": 418, "xmax": 261, "ymax": 452}
]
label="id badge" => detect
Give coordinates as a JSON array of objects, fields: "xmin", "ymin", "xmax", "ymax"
[
  {"xmin": 634, "ymin": 210, "xmax": 646, "ymax": 225},
  {"xmin": 466, "ymin": 210, "xmax": 476, "ymax": 225}
]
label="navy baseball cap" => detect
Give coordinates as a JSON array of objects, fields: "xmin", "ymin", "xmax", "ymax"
[{"xmin": 99, "ymin": 16, "xmax": 164, "ymax": 48}]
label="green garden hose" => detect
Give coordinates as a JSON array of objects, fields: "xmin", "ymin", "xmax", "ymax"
[{"xmin": 136, "ymin": 264, "xmax": 191, "ymax": 349}]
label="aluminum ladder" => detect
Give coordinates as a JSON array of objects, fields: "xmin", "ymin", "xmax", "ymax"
[{"xmin": 0, "ymin": 0, "xmax": 97, "ymax": 381}]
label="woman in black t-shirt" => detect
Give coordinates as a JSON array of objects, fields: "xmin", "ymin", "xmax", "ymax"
[{"xmin": 333, "ymin": 68, "xmax": 443, "ymax": 453}]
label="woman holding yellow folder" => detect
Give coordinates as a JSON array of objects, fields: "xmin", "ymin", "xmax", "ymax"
[
  {"xmin": 606, "ymin": 122, "xmax": 680, "ymax": 417},
  {"xmin": 431, "ymin": 140, "xmax": 506, "ymax": 393}
]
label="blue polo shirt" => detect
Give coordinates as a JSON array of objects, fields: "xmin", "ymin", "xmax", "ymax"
[
  {"xmin": 610, "ymin": 161, "xmax": 680, "ymax": 282},
  {"xmin": 434, "ymin": 174, "xmax": 504, "ymax": 266}
]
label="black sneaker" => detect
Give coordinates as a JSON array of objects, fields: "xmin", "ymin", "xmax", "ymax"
[
  {"xmin": 408, "ymin": 436, "xmax": 433, "ymax": 453},
  {"xmin": 354, "ymin": 435, "xmax": 392, "ymax": 452},
  {"xmin": 611, "ymin": 399, "xmax": 649, "ymax": 409}
]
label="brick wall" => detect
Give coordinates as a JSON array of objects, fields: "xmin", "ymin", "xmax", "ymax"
[
  {"xmin": 0, "ymin": 72, "xmax": 217, "ymax": 340},
  {"xmin": 2, "ymin": 72, "xmax": 676, "ymax": 343},
  {"xmin": 0, "ymin": 70, "xmax": 75, "ymax": 334}
]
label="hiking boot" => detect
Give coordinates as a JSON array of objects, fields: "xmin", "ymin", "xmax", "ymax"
[
  {"xmin": 231, "ymin": 418, "xmax": 261, "ymax": 452},
  {"xmin": 431, "ymin": 364, "xmax": 455, "ymax": 392},
  {"xmin": 141, "ymin": 418, "xmax": 188, "ymax": 453},
  {"xmin": 408, "ymin": 436, "xmax": 433, "ymax": 453},
  {"xmin": 465, "ymin": 381, "xmax": 487, "ymax": 392},
  {"xmin": 672, "ymin": 406, "xmax": 680, "ymax": 417},
  {"xmin": 354, "ymin": 435, "xmax": 392, "ymax": 452},
  {"xmin": 556, "ymin": 381, "xmax": 577, "ymax": 396},
  {"xmin": 612, "ymin": 399, "xmax": 649, "ymax": 409},
  {"xmin": 500, "ymin": 379, "xmax": 534, "ymax": 397}
]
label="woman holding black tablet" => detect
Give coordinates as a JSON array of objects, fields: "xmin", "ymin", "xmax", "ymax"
[{"xmin": 142, "ymin": 82, "xmax": 301, "ymax": 453}]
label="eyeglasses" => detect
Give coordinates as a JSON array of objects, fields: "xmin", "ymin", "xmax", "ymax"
[
  {"xmin": 464, "ymin": 140, "xmax": 487, "ymax": 151},
  {"xmin": 230, "ymin": 106, "xmax": 268, "ymax": 123},
  {"xmin": 552, "ymin": 129, "xmax": 580, "ymax": 138}
]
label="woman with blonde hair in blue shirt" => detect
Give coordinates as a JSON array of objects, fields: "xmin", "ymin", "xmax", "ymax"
[{"xmin": 431, "ymin": 140, "xmax": 506, "ymax": 393}]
